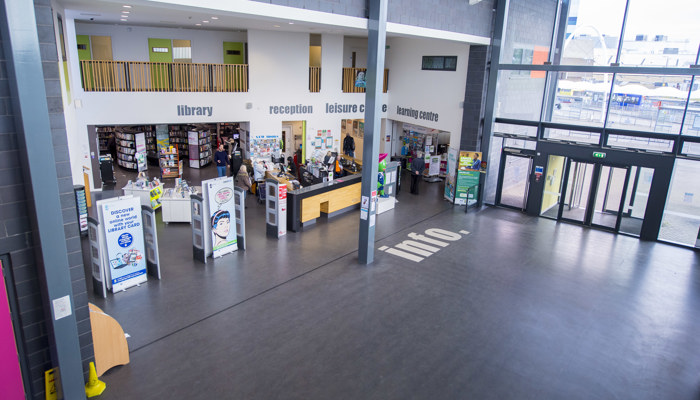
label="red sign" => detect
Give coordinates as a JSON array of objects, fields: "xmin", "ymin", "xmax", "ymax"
[{"xmin": 279, "ymin": 185, "xmax": 287, "ymax": 200}]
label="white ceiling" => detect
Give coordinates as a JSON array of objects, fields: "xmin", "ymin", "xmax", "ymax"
[{"xmin": 57, "ymin": 0, "xmax": 369, "ymax": 36}]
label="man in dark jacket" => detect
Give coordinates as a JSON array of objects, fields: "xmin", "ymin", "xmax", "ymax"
[
  {"xmin": 410, "ymin": 152, "xmax": 426, "ymax": 194},
  {"xmin": 343, "ymin": 133, "xmax": 355, "ymax": 157}
]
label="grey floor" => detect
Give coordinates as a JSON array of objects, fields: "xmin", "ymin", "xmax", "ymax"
[{"xmin": 84, "ymin": 162, "xmax": 700, "ymax": 400}]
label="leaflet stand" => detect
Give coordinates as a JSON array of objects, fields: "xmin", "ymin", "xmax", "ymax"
[
  {"xmin": 141, "ymin": 205, "xmax": 162, "ymax": 279},
  {"xmin": 377, "ymin": 161, "xmax": 400, "ymax": 214},
  {"xmin": 265, "ymin": 178, "xmax": 287, "ymax": 238},
  {"xmin": 190, "ymin": 194, "xmax": 206, "ymax": 263},
  {"xmin": 234, "ymin": 187, "xmax": 247, "ymax": 250},
  {"xmin": 88, "ymin": 216, "xmax": 107, "ymax": 298}
]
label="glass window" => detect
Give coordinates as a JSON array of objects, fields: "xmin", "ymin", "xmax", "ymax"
[
  {"xmin": 606, "ymin": 74, "xmax": 692, "ymax": 133},
  {"xmin": 543, "ymin": 127, "xmax": 600, "ymax": 145},
  {"xmin": 606, "ymin": 134, "xmax": 674, "ymax": 153},
  {"xmin": 173, "ymin": 39, "xmax": 192, "ymax": 63},
  {"xmin": 681, "ymin": 141, "xmax": 700, "ymax": 157},
  {"xmin": 620, "ymin": 0, "xmax": 700, "ymax": 68},
  {"xmin": 659, "ymin": 159, "xmax": 700, "ymax": 246},
  {"xmin": 503, "ymin": 138, "xmax": 537, "ymax": 150},
  {"xmin": 560, "ymin": 0, "xmax": 626, "ymax": 66},
  {"xmin": 493, "ymin": 122, "xmax": 537, "ymax": 138},
  {"xmin": 545, "ymin": 71, "xmax": 612, "ymax": 127},
  {"xmin": 495, "ymin": 70, "xmax": 546, "ymax": 121},
  {"xmin": 681, "ymin": 86, "xmax": 700, "ymax": 135},
  {"xmin": 502, "ymin": 0, "xmax": 557, "ymax": 66}
]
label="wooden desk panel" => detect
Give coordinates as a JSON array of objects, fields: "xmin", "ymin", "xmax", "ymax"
[{"xmin": 300, "ymin": 182, "xmax": 361, "ymax": 223}]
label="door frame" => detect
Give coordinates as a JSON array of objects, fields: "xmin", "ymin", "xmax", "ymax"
[
  {"xmin": 557, "ymin": 158, "xmax": 631, "ymax": 231},
  {"xmin": 495, "ymin": 148, "xmax": 536, "ymax": 211}
]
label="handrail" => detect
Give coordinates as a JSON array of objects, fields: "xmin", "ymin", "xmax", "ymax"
[
  {"xmin": 80, "ymin": 60, "xmax": 249, "ymax": 92},
  {"xmin": 342, "ymin": 67, "xmax": 389, "ymax": 93}
]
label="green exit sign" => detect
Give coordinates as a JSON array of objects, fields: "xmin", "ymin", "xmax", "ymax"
[{"xmin": 593, "ymin": 152, "xmax": 606, "ymax": 159}]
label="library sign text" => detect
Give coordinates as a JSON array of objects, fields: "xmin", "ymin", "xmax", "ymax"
[{"xmin": 177, "ymin": 105, "xmax": 213, "ymax": 116}]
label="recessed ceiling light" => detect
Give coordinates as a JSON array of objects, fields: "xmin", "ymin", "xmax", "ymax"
[
  {"xmin": 196, "ymin": 23, "xmax": 201, "ymax": 26},
  {"xmin": 273, "ymin": 25, "xmax": 280, "ymax": 28},
  {"xmin": 203, "ymin": 20, "xmax": 209, "ymax": 23},
  {"xmin": 122, "ymin": 11, "xmax": 130, "ymax": 14},
  {"xmin": 123, "ymin": 5, "xmax": 132, "ymax": 8},
  {"xmin": 289, "ymin": 22, "xmax": 294, "ymax": 24},
  {"xmin": 121, "ymin": 18, "xmax": 127, "ymax": 21},
  {"xmin": 211, "ymin": 17, "xmax": 218, "ymax": 20}
]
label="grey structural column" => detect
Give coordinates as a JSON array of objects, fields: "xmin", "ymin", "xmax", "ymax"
[
  {"xmin": 478, "ymin": 0, "xmax": 508, "ymax": 207},
  {"xmin": 358, "ymin": 0, "xmax": 388, "ymax": 264},
  {"xmin": 0, "ymin": 1, "xmax": 86, "ymax": 399}
]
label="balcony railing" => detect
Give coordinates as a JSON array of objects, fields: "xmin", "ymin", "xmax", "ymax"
[
  {"xmin": 342, "ymin": 68, "xmax": 389, "ymax": 93},
  {"xmin": 310, "ymin": 67, "xmax": 321, "ymax": 92},
  {"xmin": 80, "ymin": 60, "xmax": 249, "ymax": 92}
]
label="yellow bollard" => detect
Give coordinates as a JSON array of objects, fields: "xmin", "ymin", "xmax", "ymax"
[{"xmin": 85, "ymin": 361, "xmax": 106, "ymax": 397}]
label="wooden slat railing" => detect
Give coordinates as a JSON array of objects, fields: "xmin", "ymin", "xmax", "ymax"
[
  {"xmin": 80, "ymin": 60, "xmax": 249, "ymax": 92},
  {"xmin": 342, "ymin": 68, "xmax": 389, "ymax": 93},
  {"xmin": 309, "ymin": 67, "xmax": 321, "ymax": 92}
]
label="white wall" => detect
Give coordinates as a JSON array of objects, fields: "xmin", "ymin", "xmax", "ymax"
[
  {"xmin": 343, "ymin": 37, "xmax": 368, "ymax": 68},
  {"xmin": 385, "ymin": 37, "xmax": 470, "ymax": 148},
  {"xmin": 75, "ymin": 22, "xmax": 247, "ymax": 63}
]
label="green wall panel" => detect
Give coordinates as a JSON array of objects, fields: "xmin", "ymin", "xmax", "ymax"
[{"xmin": 148, "ymin": 38, "xmax": 173, "ymax": 90}]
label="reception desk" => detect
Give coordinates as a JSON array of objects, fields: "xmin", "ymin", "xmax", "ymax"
[{"xmin": 287, "ymin": 174, "xmax": 362, "ymax": 232}]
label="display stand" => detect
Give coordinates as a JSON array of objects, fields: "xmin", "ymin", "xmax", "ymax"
[
  {"xmin": 424, "ymin": 155, "xmax": 442, "ymax": 183},
  {"xmin": 88, "ymin": 216, "xmax": 107, "ymax": 298},
  {"xmin": 377, "ymin": 161, "xmax": 400, "ymax": 214},
  {"xmin": 190, "ymin": 178, "xmax": 246, "ymax": 262},
  {"xmin": 169, "ymin": 126, "xmax": 189, "ymax": 160},
  {"xmin": 161, "ymin": 186, "xmax": 200, "ymax": 224},
  {"xmin": 91, "ymin": 196, "xmax": 161, "ymax": 295},
  {"xmin": 141, "ymin": 205, "xmax": 162, "ymax": 279},
  {"xmin": 74, "ymin": 185, "xmax": 88, "ymax": 235},
  {"xmin": 188, "ymin": 130, "xmax": 212, "ymax": 169},
  {"xmin": 115, "ymin": 130, "xmax": 137, "ymax": 169},
  {"xmin": 265, "ymin": 178, "xmax": 287, "ymax": 238},
  {"xmin": 190, "ymin": 194, "xmax": 206, "ymax": 263},
  {"xmin": 233, "ymin": 187, "xmax": 247, "ymax": 250},
  {"xmin": 122, "ymin": 182, "xmax": 164, "ymax": 209},
  {"xmin": 159, "ymin": 148, "xmax": 180, "ymax": 178}
]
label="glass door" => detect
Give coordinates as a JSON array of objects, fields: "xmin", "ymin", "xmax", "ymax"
[
  {"xmin": 619, "ymin": 167, "xmax": 654, "ymax": 237},
  {"xmin": 560, "ymin": 160, "xmax": 595, "ymax": 223},
  {"xmin": 497, "ymin": 153, "xmax": 533, "ymax": 210},
  {"xmin": 591, "ymin": 165, "xmax": 629, "ymax": 230},
  {"xmin": 540, "ymin": 155, "xmax": 566, "ymax": 218},
  {"xmin": 558, "ymin": 159, "xmax": 631, "ymax": 231}
]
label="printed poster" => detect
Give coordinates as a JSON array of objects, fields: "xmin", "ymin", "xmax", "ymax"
[
  {"xmin": 444, "ymin": 147, "xmax": 459, "ymax": 202},
  {"xmin": 459, "ymin": 151, "xmax": 483, "ymax": 172},
  {"xmin": 455, "ymin": 170, "xmax": 480, "ymax": 206},
  {"xmin": 101, "ymin": 197, "xmax": 147, "ymax": 291},
  {"xmin": 206, "ymin": 177, "xmax": 237, "ymax": 258}
]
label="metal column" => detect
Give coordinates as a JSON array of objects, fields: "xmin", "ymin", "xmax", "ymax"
[{"xmin": 358, "ymin": 0, "xmax": 388, "ymax": 264}]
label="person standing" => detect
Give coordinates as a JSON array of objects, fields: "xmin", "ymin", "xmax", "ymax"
[
  {"xmin": 410, "ymin": 152, "xmax": 426, "ymax": 195},
  {"xmin": 214, "ymin": 144, "xmax": 228, "ymax": 177},
  {"xmin": 343, "ymin": 133, "xmax": 355, "ymax": 157},
  {"xmin": 230, "ymin": 150, "xmax": 243, "ymax": 178}
]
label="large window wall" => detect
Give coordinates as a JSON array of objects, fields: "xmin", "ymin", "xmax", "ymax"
[{"xmin": 487, "ymin": 0, "xmax": 700, "ymax": 247}]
